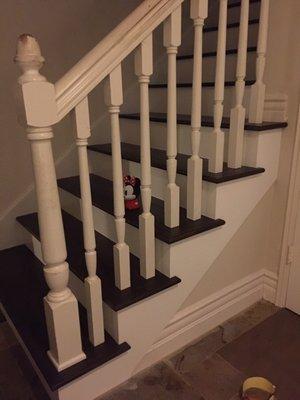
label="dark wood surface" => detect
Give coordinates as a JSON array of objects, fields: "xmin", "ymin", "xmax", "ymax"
[
  {"xmin": 120, "ymin": 112, "xmax": 288, "ymax": 132},
  {"xmin": 228, "ymin": 0, "xmax": 260, "ymax": 8},
  {"xmin": 203, "ymin": 18, "xmax": 259, "ymax": 33},
  {"xmin": 149, "ymin": 80, "xmax": 255, "ymax": 89},
  {"xmin": 0, "ymin": 245, "xmax": 130, "ymax": 391},
  {"xmin": 177, "ymin": 46, "xmax": 256, "ymax": 60},
  {"xmin": 88, "ymin": 142, "xmax": 265, "ymax": 183},
  {"xmin": 17, "ymin": 211, "xmax": 181, "ymax": 311},
  {"xmin": 57, "ymin": 174, "xmax": 225, "ymax": 244}
]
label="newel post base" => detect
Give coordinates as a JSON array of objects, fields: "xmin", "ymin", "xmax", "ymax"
[{"xmin": 44, "ymin": 292, "xmax": 86, "ymax": 372}]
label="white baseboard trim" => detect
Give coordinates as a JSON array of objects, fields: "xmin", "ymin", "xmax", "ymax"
[{"xmin": 136, "ymin": 269, "xmax": 278, "ymax": 373}]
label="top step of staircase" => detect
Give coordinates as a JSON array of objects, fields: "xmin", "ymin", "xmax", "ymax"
[
  {"xmin": 120, "ymin": 113, "xmax": 288, "ymax": 132},
  {"xmin": 0, "ymin": 245, "xmax": 130, "ymax": 391},
  {"xmin": 17, "ymin": 211, "xmax": 181, "ymax": 312}
]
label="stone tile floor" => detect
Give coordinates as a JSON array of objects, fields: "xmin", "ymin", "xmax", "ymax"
[{"xmin": 0, "ymin": 300, "xmax": 285, "ymax": 399}]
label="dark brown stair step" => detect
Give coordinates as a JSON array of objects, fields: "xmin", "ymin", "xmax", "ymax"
[
  {"xmin": 228, "ymin": 0, "xmax": 260, "ymax": 9},
  {"xmin": 203, "ymin": 18, "xmax": 259, "ymax": 33},
  {"xmin": 177, "ymin": 46, "xmax": 257, "ymax": 60},
  {"xmin": 88, "ymin": 142, "xmax": 265, "ymax": 183},
  {"xmin": 149, "ymin": 80, "xmax": 255, "ymax": 89},
  {"xmin": 0, "ymin": 245, "xmax": 130, "ymax": 391},
  {"xmin": 57, "ymin": 174, "xmax": 225, "ymax": 244},
  {"xmin": 120, "ymin": 112, "xmax": 288, "ymax": 132},
  {"xmin": 16, "ymin": 211, "xmax": 181, "ymax": 312}
]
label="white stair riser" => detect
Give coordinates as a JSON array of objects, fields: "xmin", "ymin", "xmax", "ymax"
[
  {"xmin": 58, "ymin": 187, "xmax": 170, "ymax": 273},
  {"xmin": 178, "ymin": 20, "xmax": 258, "ymax": 55},
  {"xmin": 89, "ymin": 150, "xmax": 219, "ymax": 211},
  {"xmin": 120, "ymin": 118, "xmax": 263, "ymax": 165},
  {"xmin": 205, "ymin": 2, "xmax": 261, "ymax": 28},
  {"xmin": 149, "ymin": 85, "xmax": 251, "ymax": 117},
  {"xmin": 176, "ymin": 51, "xmax": 256, "ymax": 83}
]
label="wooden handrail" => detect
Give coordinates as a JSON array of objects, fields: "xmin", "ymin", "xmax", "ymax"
[{"xmin": 55, "ymin": 0, "xmax": 183, "ymax": 120}]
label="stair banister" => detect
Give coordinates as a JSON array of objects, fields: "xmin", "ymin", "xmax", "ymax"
[
  {"xmin": 134, "ymin": 34, "xmax": 156, "ymax": 279},
  {"xmin": 55, "ymin": 0, "xmax": 184, "ymax": 121},
  {"xmin": 187, "ymin": 0, "xmax": 208, "ymax": 221},
  {"xmin": 163, "ymin": 5, "xmax": 182, "ymax": 228},
  {"xmin": 209, "ymin": 0, "xmax": 228, "ymax": 174},
  {"xmin": 228, "ymin": 0, "xmax": 249, "ymax": 168},
  {"xmin": 15, "ymin": 34, "xmax": 86, "ymax": 371},
  {"xmin": 248, "ymin": 0, "xmax": 269, "ymax": 123},
  {"xmin": 74, "ymin": 97, "xmax": 105, "ymax": 346},
  {"xmin": 104, "ymin": 65, "xmax": 131, "ymax": 290}
]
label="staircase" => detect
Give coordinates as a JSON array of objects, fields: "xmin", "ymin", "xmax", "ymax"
[{"xmin": 0, "ymin": 0, "xmax": 287, "ymax": 399}]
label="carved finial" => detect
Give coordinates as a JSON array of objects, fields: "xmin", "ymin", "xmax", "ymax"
[{"xmin": 14, "ymin": 34, "xmax": 46, "ymax": 83}]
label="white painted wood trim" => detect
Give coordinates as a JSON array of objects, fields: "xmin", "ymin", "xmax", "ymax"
[
  {"xmin": 276, "ymin": 104, "xmax": 300, "ymax": 306},
  {"xmin": 55, "ymin": 0, "xmax": 184, "ymax": 120},
  {"xmin": 137, "ymin": 268, "xmax": 278, "ymax": 372}
]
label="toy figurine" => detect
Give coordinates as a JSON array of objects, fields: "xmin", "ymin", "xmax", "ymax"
[
  {"xmin": 123, "ymin": 175, "xmax": 141, "ymax": 210},
  {"xmin": 242, "ymin": 377, "xmax": 276, "ymax": 400}
]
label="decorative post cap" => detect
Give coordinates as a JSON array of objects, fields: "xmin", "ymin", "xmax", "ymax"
[
  {"xmin": 14, "ymin": 34, "xmax": 45, "ymax": 82},
  {"xmin": 15, "ymin": 34, "xmax": 44, "ymax": 64}
]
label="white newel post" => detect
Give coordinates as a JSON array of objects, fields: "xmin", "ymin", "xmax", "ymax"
[
  {"xmin": 209, "ymin": 0, "xmax": 227, "ymax": 173},
  {"xmin": 15, "ymin": 34, "xmax": 85, "ymax": 371},
  {"xmin": 248, "ymin": 0, "xmax": 269, "ymax": 123},
  {"xmin": 74, "ymin": 97, "xmax": 105, "ymax": 346},
  {"xmin": 228, "ymin": 0, "xmax": 249, "ymax": 168},
  {"xmin": 187, "ymin": 0, "xmax": 208, "ymax": 220},
  {"xmin": 134, "ymin": 34, "xmax": 155, "ymax": 279},
  {"xmin": 163, "ymin": 6, "xmax": 181, "ymax": 228},
  {"xmin": 104, "ymin": 65, "xmax": 131, "ymax": 290}
]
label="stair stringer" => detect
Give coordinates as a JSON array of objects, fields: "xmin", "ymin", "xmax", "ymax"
[{"xmin": 55, "ymin": 129, "xmax": 282, "ymax": 400}]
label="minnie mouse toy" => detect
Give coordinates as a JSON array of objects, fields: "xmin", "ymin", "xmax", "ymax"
[{"xmin": 123, "ymin": 175, "xmax": 141, "ymax": 210}]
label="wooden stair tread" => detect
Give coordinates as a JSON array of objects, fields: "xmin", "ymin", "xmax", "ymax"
[
  {"xmin": 120, "ymin": 113, "xmax": 288, "ymax": 132},
  {"xmin": 228, "ymin": 0, "xmax": 260, "ymax": 9},
  {"xmin": 57, "ymin": 174, "xmax": 225, "ymax": 244},
  {"xmin": 16, "ymin": 211, "xmax": 181, "ymax": 312},
  {"xmin": 203, "ymin": 18, "xmax": 259, "ymax": 33},
  {"xmin": 177, "ymin": 46, "xmax": 257, "ymax": 60},
  {"xmin": 88, "ymin": 142, "xmax": 265, "ymax": 183},
  {"xmin": 149, "ymin": 80, "xmax": 255, "ymax": 88},
  {"xmin": 0, "ymin": 245, "xmax": 130, "ymax": 391}
]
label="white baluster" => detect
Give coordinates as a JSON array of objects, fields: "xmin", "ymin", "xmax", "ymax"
[
  {"xmin": 104, "ymin": 65, "xmax": 131, "ymax": 290},
  {"xmin": 248, "ymin": 0, "xmax": 269, "ymax": 123},
  {"xmin": 163, "ymin": 6, "xmax": 181, "ymax": 228},
  {"xmin": 228, "ymin": 0, "xmax": 249, "ymax": 168},
  {"xmin": 75, "ymin": 97, "xmax": 104, "ymax": 346},
  {"xmin": 15, "ymin": 34, "xmax": 85, "ymax": 371},
  {"xmin": 134, "ymin": 34, "xmax": 155, "ymax": 279},
  {"xmin": 187, "ymin": 0, "xmax": 208, "ymax": 220},
  {"xmin": 209, "ymin": 0, "xmax": 228, "ymax": 173}
]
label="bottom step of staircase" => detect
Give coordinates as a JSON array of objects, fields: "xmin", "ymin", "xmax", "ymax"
[{"xmin": 0, "ymin": 245, "xmax": 130, "ymax": 392}]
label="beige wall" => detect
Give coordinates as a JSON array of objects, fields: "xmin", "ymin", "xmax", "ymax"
[
  {"xmin": 0, "ymin": 0, "xmax": 143, "ymax": 249},
  {"xmin": 182, "ymin": 0, "xmax": 300, "ymax": 308}
]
